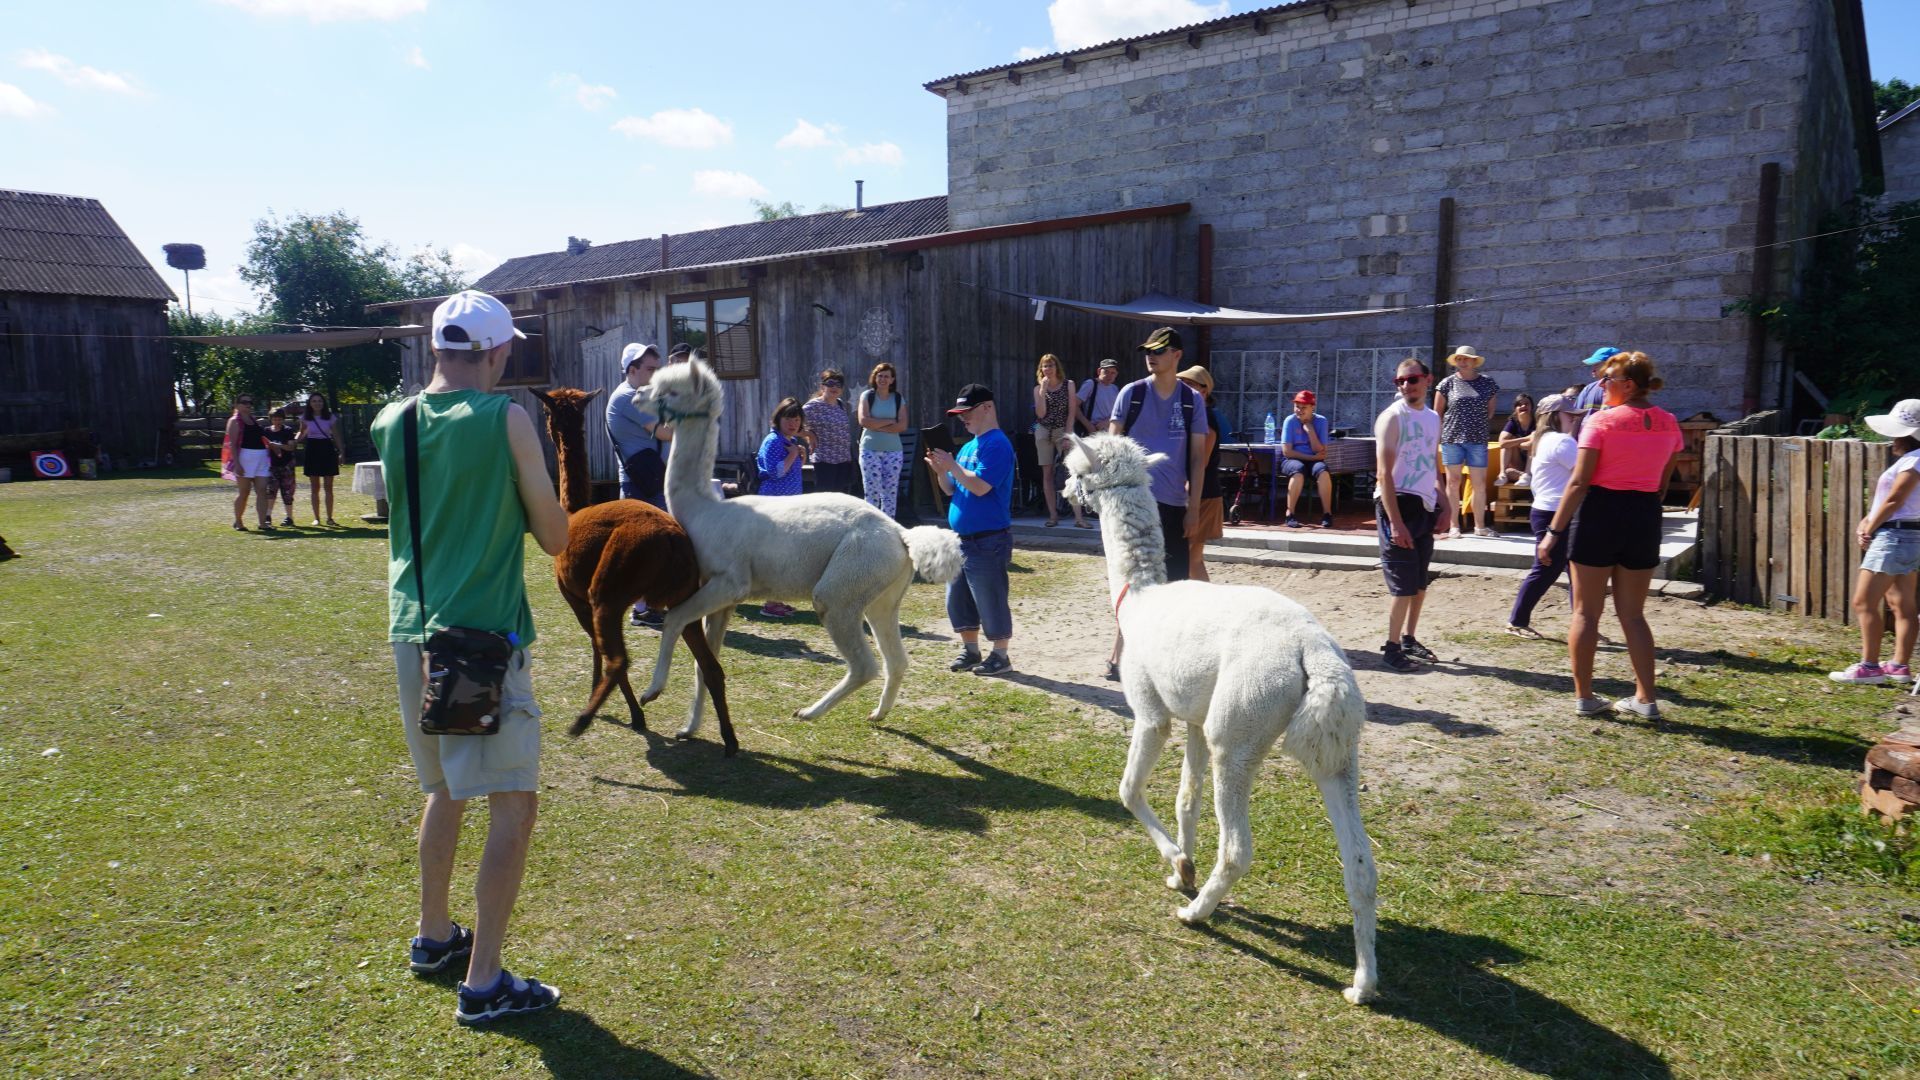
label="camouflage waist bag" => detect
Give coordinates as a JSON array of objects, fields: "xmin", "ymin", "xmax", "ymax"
[{"xmin": 421, "ymin": 627, "xmax": 514, "ymax": 736}]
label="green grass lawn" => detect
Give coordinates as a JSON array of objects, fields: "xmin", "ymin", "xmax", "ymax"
[{"xmin": 1, "ymin": 469, "xmax": 1916, "ymax": 1078}]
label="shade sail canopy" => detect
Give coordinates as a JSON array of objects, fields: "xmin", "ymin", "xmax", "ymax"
[
  {"xmin": 983, "ymin": 287, "xmax": 1407, "ymax": 326},
  {"xmin": 175, "ymin": 325, "xmax": 429, "ymax": 350}
]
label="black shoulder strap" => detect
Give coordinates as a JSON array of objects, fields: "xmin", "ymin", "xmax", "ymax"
[
  {"xmin": 403, "ymin": 396, "xmax": 426, "ymax": 615},
  {"xmin": 1120, "ymin": 385, "xmax": 1143, "ymax": 435}
]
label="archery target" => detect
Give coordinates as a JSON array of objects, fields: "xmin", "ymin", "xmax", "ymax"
[{"xmin": 31, "ymin": 451, "xmax": 71, "ymax": 479}]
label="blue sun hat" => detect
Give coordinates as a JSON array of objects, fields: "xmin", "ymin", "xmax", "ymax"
[{"xmin": 1582, "ymin": 346, "xmax": 1621, "ymax": 366}]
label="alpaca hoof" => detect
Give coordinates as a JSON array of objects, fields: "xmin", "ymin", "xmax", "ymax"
[
  {"xmin": 1174, "ymin": 902, "xmax": 1210, "ymax": 926},
  {"xmin": 1343, "ymin": 984, "xmax": 1378, "ymax": 1006},
  {"xmin": 1176, "ymin": 855, "xmax": 1197, "ymax": 890},
  {"xmin": 630, "ymin": 712, "xmax": 647, "ymax": 732},
  {"xmin": 793, "ymin": 707, "xmax": 818, "ymax": 721},
  {"xmin": 639, "ymin": 689, "xmax": 662, "ymax": 706},
  {"xmin": 568, "ymin": 714, "xmax": 593, "ymax": 738},
  {"xmin": 722, "ymin": 741, "xmax": 740, "ymax": 758}
]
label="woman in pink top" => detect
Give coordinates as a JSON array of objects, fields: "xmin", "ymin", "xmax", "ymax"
[
  {"xmin": 1829, "ymin": 399, "xmax": 1920, "ymax": 685},
  {"xmin": 1537, "ymin": 352, "xmax": 1683, "ymax": 720}
]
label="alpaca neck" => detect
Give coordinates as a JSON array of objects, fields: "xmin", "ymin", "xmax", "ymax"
[
  {"xmin": 549, "ymin": 418, "xmax": 591, "ymax": 515},
  {"xmin": 1095, "ymin": 481, "xmax": 1169, "ymax": 605},
  {"xmin": 664, "ymin": 408, "xmax": 723, "ymax": 517}
]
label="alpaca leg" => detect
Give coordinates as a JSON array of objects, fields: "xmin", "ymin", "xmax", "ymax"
[
  {"xmin": 679, "ymin": 606, "xmax": 733, "ymax": 740},
  {"xmin": 1177, "ymin": 750, "xmax": 1258, "ymax": 925},
  {"xmin": 1167, "ymin": 728, "xmax": 1206, "ymax": 891},
  {"xmin": 680, "ymin": 619, "xmax": 736, "ymax": 756},
  {"xmin": 641, "ymin": 575, "xmax": 742, "ymax": 707},
  {"xmin": 571, "ymin": 602, "xmax": 640, "ymax": 736},
  {"xmin": 557, "ymin": 584, "xmax": 599, "ymax": 699},
  {"xmin": 1117, "ymin": 701, "xmax": 1183, "ymax": 875},
  {"xmin": 795, "ymin": 602, "xmax": 881, "ymax": 720},
  {"xmin": 1314, "ymin": 758, "xmax": 1379, "ymax": 1005},
  {"xmin": 863, "ymin": 575, "xmax": 912, "ymax": 722}
]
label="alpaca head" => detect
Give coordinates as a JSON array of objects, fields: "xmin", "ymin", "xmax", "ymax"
[
  {"xmin": 530, "ymin": 387, "xmax": 602, "ymax": 444},
  {"xmin": 637, "ymin": 357, "xmax": 724, "ymax": 425},
  {"xmin": 1060, "ymin": 432, "xmax": 1166, "ymax": 513}
]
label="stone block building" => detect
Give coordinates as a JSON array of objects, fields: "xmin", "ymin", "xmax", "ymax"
[
  {"xmin": 927, "ymin": 0, "xmax": 1877, "ymax": 431},
  {"xmin": 1878, "ymin": 99, "xmax": 1920, "ymax": 205}
]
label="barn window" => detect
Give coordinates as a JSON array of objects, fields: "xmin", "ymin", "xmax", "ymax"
[
  {"xmin": 667, "ymin": 291, "xmax": 757, "ymax": 379},
  {"xmin": 497, "ymin": 312, "xmax": 548, "ymax": 386}
]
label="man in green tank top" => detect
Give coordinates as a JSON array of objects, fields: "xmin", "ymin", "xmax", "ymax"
[{"xmin": 372, "ymin": 289, "xmax": 569, "ymax": 1024}]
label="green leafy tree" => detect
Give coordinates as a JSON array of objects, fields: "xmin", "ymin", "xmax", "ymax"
[
  {"xmin": 1737, "ymin": 194, "xmax": 1920, "ymax": 423},
  {"xmin": 167, "ymin": 309, "xmax": 305, "ymax": 415},
  {"xmin": 1876, "ymin": 78, "xmax": 1920, "ymax": 119},
  {"xmin": 750, "ymin": 199, "xmax": 849, "ymax": 221},
  {"xmin": 238, "ymin": 212, "xmax": 470, "ymax": 402}
]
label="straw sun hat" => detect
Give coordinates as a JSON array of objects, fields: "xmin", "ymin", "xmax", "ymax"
[{"xmin": 1446, "ymin": 346, "xmax": 1485, "ymax": 368}]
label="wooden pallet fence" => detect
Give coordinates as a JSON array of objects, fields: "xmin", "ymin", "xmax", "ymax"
[{"xmin": 1700, "ymin": 435, "xmax": 1891, "ymax": 623}]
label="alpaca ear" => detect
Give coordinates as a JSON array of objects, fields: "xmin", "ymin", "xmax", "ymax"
[
  {"xmin": 582, "ymin": 387, "xmax": 604, "ymax": 404},
  {"xmin": 530, "ymin": 388, "xmax": 555, "ymax": 406},
  {"xmin": 1144, "ymin": 452, "xmax": 1171, "ymax": 472},
  {"xmin": 1065, "ymin": 433, "xmax": 1102, "ymax": 474}
]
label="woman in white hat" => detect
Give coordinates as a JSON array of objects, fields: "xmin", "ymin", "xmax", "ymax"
[
  {"xmin": 1433, "ymin": 347, "xmax": 1500, "ymax": 538},
  {"xmin": 1829, "ymin": 399, "xmax": 1920, "ymax": 684}
]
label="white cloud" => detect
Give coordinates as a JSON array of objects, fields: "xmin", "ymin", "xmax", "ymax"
[
  {"xmin": 16, "ymin": 49, "xmax": 141, "ymax": 95},
  {"xmin": 1015, "ymin": 45, "xmax": 1051, "ymax": 59},
  {"xmin": 550, "ymin": 73, "xmax": 615, "ymax": 111},
  {"xmin": 1046, "ymin": 0, "xmax": 1228, "ymax": 51},
  {"xmin": 446, "ymin": 243, "xmax": 498, "ymax": 277},
  {"xmin": 837, "ymin": 141, "xmax": 904, "ymax": 168},
  {"xmin": 0, "ymin": 81, "xmax": 51, "ymax": 118},
  {"xmin": 691, "ymin": 170, "xmax": 768, "ymax": 199},
  {"xmin": 211, "ymin": 0, "xmax": 428, "ymax": 20},
  {"xmin": 776, "ymin": 118, "xmax": 839, "ymax": 150},
  {"xmin": 405, "ymin": 46, "xmax": 428, "ymax": 69},
  {"xmin": 611, "ymin": 107, "xmax": 732, "ymax": 149}
]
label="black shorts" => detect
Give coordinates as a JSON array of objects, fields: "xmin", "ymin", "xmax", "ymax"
[
  {"xmin": 1570, "ymin": 486, "xmax": 1662, "ymax": 570},
  {"xmin": 303, "ymin": 437, "xmax": 340, "ymax": 477},
  {"xmin": 1375, "ymin": 494, "xmax": 1436, "ymax": 597}
]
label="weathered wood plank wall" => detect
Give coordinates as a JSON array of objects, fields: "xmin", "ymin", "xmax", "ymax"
[
  {"xmin": 1701, "ymin": 435, "xmax": 1896, "ymax": 623},
  {"xmin": 0, "ymin": 291, "xmax": 174, "ymax": 465}
]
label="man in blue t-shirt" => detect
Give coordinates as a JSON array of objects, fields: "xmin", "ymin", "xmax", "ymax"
[
  {"xmin": 1575, "ymin": 346, "xmax": 1618, "ymax": 414},
  {"xmin": 926, "ymin": 382, "xmax": 1015, "ymax": 677},
  {"xmin": 1280, "ymin": 389, "xmax": 1334, "ymax": 528}
]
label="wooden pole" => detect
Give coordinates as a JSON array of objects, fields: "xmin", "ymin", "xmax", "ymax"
[
  {"xmin": 1432, "ymin": 197, "xmax": 1455, "ymax": 362},
  {"xmin": 1744, "ymin": 162, "xmax": 1780, "ymax": 415}
]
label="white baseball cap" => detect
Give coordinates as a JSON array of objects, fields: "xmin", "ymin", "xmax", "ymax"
[
  {"xmin": 1866, "ymin": 399, "xmax": 1920, "ymax": 439},
  {"xmin": 620, "ymin": 343, "xmax": 660, "ymax": 370},
  {"xmin": 431, "ymin": 290, "xmax": 526, "ymax": 351}
]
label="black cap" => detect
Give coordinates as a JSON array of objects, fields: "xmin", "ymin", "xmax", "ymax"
[
  {"xmin": 1138, "ymin": 327, "xmax": 1182, "ymax": 354},
  {"xmin": 946, "ymin": 383, "xmax": 994, "ymax": 413},
  {"xmin": 667, "ymin": 342, "xmax": 694, "ymax": 359},
  {"xmin": 1097, "ymin": 357, "xmax": 1119, "ymax": 369}
]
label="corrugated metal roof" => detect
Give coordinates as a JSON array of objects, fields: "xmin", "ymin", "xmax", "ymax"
[
  {"xmin": 1879, "ymin": 97, "xmax": 1920, "ymax": 131},
  {"xmin": 0, "ymin": 188, "xmax": 176, "ymax": 301},
  {"xmin": 925, "ymin": 0, "xmax": 1320, "ymax": 88},
  {"xmin": 473, "ymin": 196, "xmax": 949, "ymax": 293}
]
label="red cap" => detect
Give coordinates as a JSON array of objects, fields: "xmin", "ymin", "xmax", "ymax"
[{"xmin": 1293, "ymin": 390, "xmax": 1316, "ymax": 405}]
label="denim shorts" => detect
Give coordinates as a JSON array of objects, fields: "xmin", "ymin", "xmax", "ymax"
[
  {"xmin": 947, "ymin": 528, "xmax": 1014, "ymax": 640},
  {"xmin": 1440, "ymin": 442, "xmax": 1489, "ymax": 469},
  {"xmin": 1279, "ymin": 458, "xmax": 1328, "ymax": 478},
  {"xmin": 1863, "ymin": 525, "xmax": 1920, "ymax": 576}
]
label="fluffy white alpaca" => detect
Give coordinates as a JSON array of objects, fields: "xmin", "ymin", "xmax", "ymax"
[
  {"xmin": 633, "ymin": 360, "xmax": 963, "ymax": 731},
  {"xmin": 1061, "ymin": 433, "xmax": 1378, "ymax": 1005}
]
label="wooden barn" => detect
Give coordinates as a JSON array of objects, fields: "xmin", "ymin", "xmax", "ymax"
[
  {"xmin": 0, "ymin": 189, "xmax": 176, "ymax": 470},
  {"xmin": 371, "ymin": 196, "xmax": 1188, "ymax": 494}
]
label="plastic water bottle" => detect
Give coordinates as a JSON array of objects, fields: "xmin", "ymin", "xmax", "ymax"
[{"xmin": 1263, "ymin": 411, "xmax": 1276, "ymax": 445}]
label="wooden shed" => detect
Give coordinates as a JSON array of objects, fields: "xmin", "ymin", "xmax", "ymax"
[
  {"xmin": 0, "ymin": 189, "xmax": 177, "ymax": 468},
  {"xmin": 371, "ymin": 197, "xmax": 1187, "ymax": 489}
]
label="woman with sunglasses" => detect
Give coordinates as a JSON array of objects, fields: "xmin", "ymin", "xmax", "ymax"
[
  {"xmin": 224, "ymin": 394, "xmax": 275, "ymax": 531},
  {"xmin": 296, "ymin": 392, "xmax": 343, "ymax": 526},
  {"xmin": 803, "ymin": 369, "xmax": 855, "ymax": 496},
  {"xmin": 1536, "ymin": 352, "xmax": 1684, "ymax": 718}
]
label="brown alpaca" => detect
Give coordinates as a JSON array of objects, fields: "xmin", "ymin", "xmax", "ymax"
[{"xmin": 532, "ymin": 387, "xmax": 736, "ymax": 755}]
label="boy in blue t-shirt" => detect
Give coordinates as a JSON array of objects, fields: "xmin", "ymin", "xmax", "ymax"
[
  {"xmin": 926, "ymin": 383, "xmax": 1016, "ymax": 676},
  {"xmin": 1280, "ymin": 389, "xmax": 1334, "ymax": 528}
]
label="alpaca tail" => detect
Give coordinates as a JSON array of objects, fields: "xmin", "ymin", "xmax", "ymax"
[
  {"xmin": 901, "ymin": 525, "xmax": 963, "ymax": 583},
  {"xmin": 1283, "ymin": 628, "xmax": 1368, "ymax": 780}
]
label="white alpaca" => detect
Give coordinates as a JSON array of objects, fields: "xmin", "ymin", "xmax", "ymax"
[
  {"xmin": 1061, "ymin": 433, "xmax": 1379, "ymax": 1005},
  {"xmin": 633, "ymin": 360, "xmax": 963, "ymax": 732}
]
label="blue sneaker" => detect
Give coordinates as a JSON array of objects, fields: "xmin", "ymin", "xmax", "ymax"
[
  {"xmin": 408, "ymin": 923, "xmax": 473, "ymax": 974},
  {"xmin": 455, "ymin": 969, "xmax": 560, "ymax": 1025}
]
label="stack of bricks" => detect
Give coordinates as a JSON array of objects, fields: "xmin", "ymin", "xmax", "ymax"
[{"xmin": 1861, "ymin": 730, "xmax": 1920, "ymax": 823}]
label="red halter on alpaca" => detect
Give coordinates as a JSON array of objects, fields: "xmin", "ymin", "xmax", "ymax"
[{"xmin": 532, "ymin": 387, "xmax": 737, "ymax": 756}]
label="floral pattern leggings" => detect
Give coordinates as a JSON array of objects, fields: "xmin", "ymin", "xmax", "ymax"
[{"xmin": 861, "ymin": 450, "xmax": 903, "ymax": 518}]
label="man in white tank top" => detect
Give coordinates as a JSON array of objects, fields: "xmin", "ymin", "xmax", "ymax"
[{"xmin": 1373, "ymin": 357, "xmax": 1453, "ymax": 672}]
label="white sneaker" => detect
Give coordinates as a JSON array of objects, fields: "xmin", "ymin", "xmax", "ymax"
[
  {"xmin": 1445, "ymin": 527, "xmax": 1463, "ymax": 540},
  {"xmin": 1613, "ymin": 696, "xmax": 1661, "ymax": 719},
  {"xmin": 1575, "ymin": 696, "xmax": 1609, "ymax": 716}
]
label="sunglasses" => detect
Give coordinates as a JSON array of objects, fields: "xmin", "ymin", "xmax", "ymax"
[
  {"xmin": 1393, "ymin": 375, "xmax": 1425, "ymax": 386},
  {"xmin": 822, "ymin": 379, "xmax": 844, "ymax": 388}
]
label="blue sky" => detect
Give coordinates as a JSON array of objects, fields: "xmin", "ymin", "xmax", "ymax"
[{"xmin": 4, "ymin": 0, "xmax": 1917, "ymax": 316}]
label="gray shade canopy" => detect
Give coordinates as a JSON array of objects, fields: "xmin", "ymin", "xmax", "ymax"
[
  {"xmin": 984, "ymin": 287, "xmax": 1407, "ymax": 326},
  {"xmin": 174, "ymin": 326, "xmax": 429, "ymax": 350}
]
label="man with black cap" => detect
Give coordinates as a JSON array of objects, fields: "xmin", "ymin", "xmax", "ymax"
[
  {"xmin": 1076, "ymin": 357, "xmax": 1121, "ymax": 437},
  {"xmin": 926, "ymin": 383, "xmax": 1015, "ymax": 676},
  {"xmin": 1108, "ymin": 326, "xmax": 1210, "ymax": 581},
  {"xmin": 666, "ymin": 342, "xmax": 694, "ymax": 364}
]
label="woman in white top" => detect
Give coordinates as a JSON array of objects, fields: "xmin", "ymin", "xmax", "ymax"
[
  {"xmin": 1505, "ymin": 392, "xmax": 1582, "ymax": 636},
  {"xmin": 1830, "ymin": 399, "xmax": 1920, "ymax": 684}
]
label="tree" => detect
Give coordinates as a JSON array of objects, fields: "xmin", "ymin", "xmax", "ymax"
[
  {"xmin": 1875, "ymin": 78, "xmax": 1920, "ymax": 119},
  {"xmin": 167, "ymin": 309, "xmax": 305, "ymax": 414},
  {"xmin": 750, "ymin": 199, "xmax": 849, "ymax": 221},
  {"xmin": 237, "ymin": 211, "xmax": 470, "ymax": 402}
]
